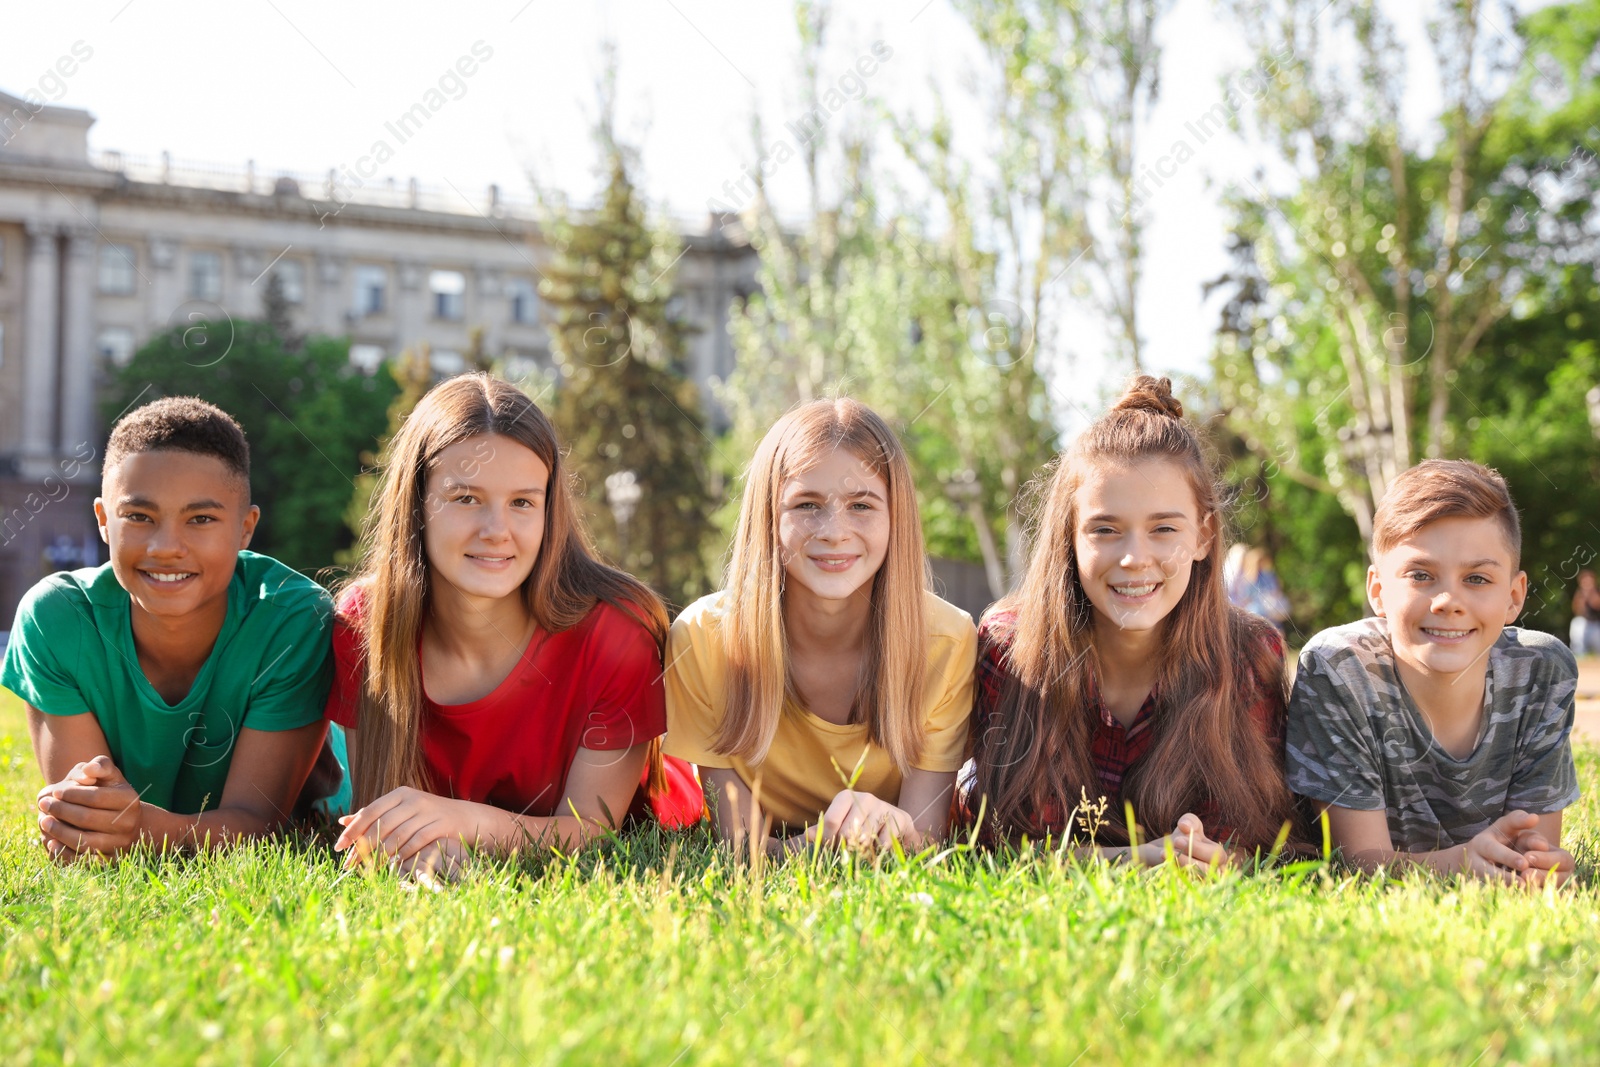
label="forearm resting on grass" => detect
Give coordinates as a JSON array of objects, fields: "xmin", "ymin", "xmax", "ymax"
[
  {"xmin": 335, "ymin": 733, "xmax": 652, "ymax": 869},
  {"xmin": 702, "ymin": 766, "xmax": 955, "ymax": 858},
  {"xmin": 1072, "ymin": 813, "xmax": 1244, "ymax": 871},
  {"xmin": 29, "ymin": 705, "xmax": 325, "ymax": 859},
  {"xmin": 1319, "ymin": 803, "xmax": 1573, "ymax": 885}
]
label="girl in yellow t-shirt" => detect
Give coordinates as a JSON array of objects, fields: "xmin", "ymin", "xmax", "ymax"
[{"xmin": 665, "ymin": 398, "xmax": 977, "ymax": 857}]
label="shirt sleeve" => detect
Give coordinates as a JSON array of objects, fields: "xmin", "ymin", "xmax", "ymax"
[
  {"xmin": 914, "ymin": 622, "xmax": 979, "ymax": 773},
  {"xmin": 576, "ymin": 604, "xmax": 667, "ymax": 753},
  {"xmin": 238, "ymin": 593, "xmax": 335, "ymax": 733},
  {"xmin": 1283, "ymin": 640, "xmax": 1387, "ymax": 811},
  {"xmin": 662, "ymin": 606, "xmax": 734, "ymax": 768},
  {"xmin": 0, "ymin": 579, "xmax": 92, "ymax": 716},
  {"xmin": 1504, "ymin": 645, "xmax": 1580, "ymax": 815}
]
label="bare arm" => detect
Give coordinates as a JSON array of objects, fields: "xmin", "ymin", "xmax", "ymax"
[
  {"xmin": 702, "ymin": 766, "xmax": 958, "ymax": 859},
  {"xmin": 1319, "ymin": 802, "xmax": 1562, "ymax": 884},
  {"xmin": 31, "ymin": 704, "xmax": 325, "ymax": 857},
  {"xmin": 700, "ymin": 766, "xmax": 787, "ymax": 858},
  {"xmin": 336, "ymin": 733, "xmax": 652, "ymax": 867},
  {"xmin": 28, "ymin": 703, "xmax": 112, "ymax": 783}
]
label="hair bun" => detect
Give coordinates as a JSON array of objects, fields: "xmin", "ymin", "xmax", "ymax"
[{"xmin": 1111, "ymin": 375, "xmax": 1183, "ymax": 419}]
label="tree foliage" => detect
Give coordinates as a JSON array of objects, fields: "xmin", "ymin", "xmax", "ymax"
[
  {"xmin": 1209, "ymin": 0, "xmax": 1600, "ymax": 635},
  {"xmin": 539, "ymin": 81, "xmax": 717, "ymax": 610},
  {"xmin": 723, "ymin": 3, "xmax": 1059, "ymax": 598},
  {"xmin": 102, "ymin": 315, "xmax": 399, "ymax": 579}
]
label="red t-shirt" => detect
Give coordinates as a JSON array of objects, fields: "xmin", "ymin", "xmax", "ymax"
[{"xmin": 326, "ymin": 589, "xmax": 668, "ymax": 819}]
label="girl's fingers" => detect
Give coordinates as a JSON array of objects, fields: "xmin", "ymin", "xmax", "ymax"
[
  {"xmin": 391, "ymin": 821, "xmax": 451, "ymax": 865},
  {"xmin": 335, "ymin": 794, "xmax": 407, "ymax": 850},
  {"xmin": 370, "ymin": 812, "xmax": 432, "ymax": 858}
]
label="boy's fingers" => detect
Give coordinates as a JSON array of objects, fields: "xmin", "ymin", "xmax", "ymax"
[
  {"xmin": 1516, "ymin": 832, "xmax": 1552, "ymax": 854},
  {"xmin": 38, "ymin": 817, "xmax": 125, "ymax": 854},
  {"xmin": 43, "ymin": 784, "xmax": 136, "ymax": 812},
  {"xmin": 38, "ymin": 798, "xmax": 128, "ymax": 833},
  {"xmin": 1478, "ymin": 838, "xmax": 1529, "ymax": 871},
  {"xmin": 1493, "ymin": 810, "xmax": 1538, "ymax": 838}
]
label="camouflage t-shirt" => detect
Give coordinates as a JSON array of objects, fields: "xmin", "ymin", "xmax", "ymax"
[{"xmin": 1285, "ymin": 618, "xmax": 1578, "ymax": 853}]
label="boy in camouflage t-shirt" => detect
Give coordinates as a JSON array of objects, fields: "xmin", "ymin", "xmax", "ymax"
[{"xmin": 1286, "ymin": 460, "xmax": 1578, "ymax": 885}]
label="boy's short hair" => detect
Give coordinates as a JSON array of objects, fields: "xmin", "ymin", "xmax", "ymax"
[
  {"xmin": 104, "ymin": 396, "xmax": 251, "ymax": 496},
  {"xmin": 1372, "ymin": 459, "xmax": 1521, "ymax": 566}
]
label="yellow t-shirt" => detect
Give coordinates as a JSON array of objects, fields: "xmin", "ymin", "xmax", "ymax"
[{"xmin": 664, "ymin": 590, "xmax": 978, "ymax": 830}]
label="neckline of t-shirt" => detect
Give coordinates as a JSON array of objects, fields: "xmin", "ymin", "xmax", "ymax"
[
  {"xmin": 1392, "ymin": 662, "xmax": 1497, "ymax": 767},
  {"xmin": 785, "ymin": 697, "xmax": 871, "ymax": 735},
  {"xmin": 421, "ymin": 622, "xmax": 550, "ymax": 716},
  {"xmin": 115, "ymin": 572, "xmax": 245, "ymax": 714}
]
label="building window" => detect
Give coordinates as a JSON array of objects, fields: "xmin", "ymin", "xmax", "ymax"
[
  {"xmin": 0, "ymin": 234, "xmax": 6, "ymax": 278},
  {"xmin": 354, "ymin": 265, "xmax": 387, "ymax": 316},
  {"xmin": 97, "ymin": 327, "xmax": 137, "ymax": 367},
  {"xmin": 189, "ymin": 251, "xmax": 222, "ymax": 301},
  {"xmin": 275, "ymin": 259, "xmax": 306, "ymax": 304},
  {"xmin": 99, "ymin": 244, "xmax": 137, "ymax": 294},
  {"xmin": 508, "ymin": 278, "xmax": 539, "ymax": 324},
  {"xmin": 430, "ymin": 270, "xmax": 465, "ymax": 321},
  {"xmin": 348, "ymin": 344, "xmax": 385, "ymax": 374}
]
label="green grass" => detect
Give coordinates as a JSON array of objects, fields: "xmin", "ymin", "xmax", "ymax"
[{"xmin": 3, "ymin": 689, "xmax": 1600, "ymax": 1066}]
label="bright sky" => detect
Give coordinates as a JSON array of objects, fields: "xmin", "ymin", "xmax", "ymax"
[{"xmin": 5, "ymin": 0, "xmax": 1537, "ymax": 419}]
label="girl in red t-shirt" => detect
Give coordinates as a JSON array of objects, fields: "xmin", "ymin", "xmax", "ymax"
[
  {"xmin": 965, "ymin": 376, "xmax": 1297, "ymax": 867},
  {"xmin": 329, "ymin": 374, "xmax": 701, "ymax": 875}
]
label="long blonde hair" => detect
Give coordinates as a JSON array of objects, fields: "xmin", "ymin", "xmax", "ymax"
[
  {"xmin": 345, "ymin": 373, "xmax": 668, "ymax": 808},
  {"xmin": 715, "ymin": 398, "xmax": 930, "ymax": 773}
]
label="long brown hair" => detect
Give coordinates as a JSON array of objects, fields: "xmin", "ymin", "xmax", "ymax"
[
  {"xmin": 970, "ymin": 375, "xmax": 1294, "ymax": 850},
  {"xmin": 344, "ymin": 373, "xmax": 669, "ymax": 808},
  {"xmin": 715, "ymin": 398, "xmax": 930, "ymax": 773}
]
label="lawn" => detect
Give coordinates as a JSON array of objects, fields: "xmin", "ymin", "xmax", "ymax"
[{"xmin": 2, "ymin": 688, "xmax": 1599, "ymax": 1066}]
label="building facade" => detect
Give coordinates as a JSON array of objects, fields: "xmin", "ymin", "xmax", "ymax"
[{"xmin": 0, "ymin": 89, "xmax": 759, "ymax": 627}]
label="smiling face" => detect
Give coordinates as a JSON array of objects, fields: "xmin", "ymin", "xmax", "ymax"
[
  {"xmin": 94, "ymin": 449, "xmax": 259, "ymax": 625},
  {"xmin": 777, "ymin": 447, "xmax": 891, "ymax": 605},
  {"xmin": 1367, "ymin": 515, "xmax": 1527, "ymax": 681},
  {"xmin": 1072, "ymin": 458, "xmax": 1212, "ymax": 639},
  {"xmin": 422, "ymin": 433, "xmax": 550, "ymax": 604}
]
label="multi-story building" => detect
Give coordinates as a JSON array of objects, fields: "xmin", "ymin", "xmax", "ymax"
[{"xmin": 0, "ymin": 88, "xmax": 759, "ymax": 627}]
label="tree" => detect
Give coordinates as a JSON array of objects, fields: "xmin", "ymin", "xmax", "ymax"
[
  {"xmin": 943, "ymin": 0, "xmax": 1171, "ymax": 375},
  {"xmin": 1207, "ymin": 0, "xmax": 1600, "ymax": 634},
  {"xmin": 102, "ymin": 316, "xmax": 399, "ymax": 578},
  {"xmin": 1215, "ymin": 0, "xmax": 1540, "ymax": 537},
  {"xmin": 539, "ymin": 71, "xmax": 717, "ymax": 610},
  {"xmin": 724, "ymin": 3, "xmax": 1060, "ymax": 597}
]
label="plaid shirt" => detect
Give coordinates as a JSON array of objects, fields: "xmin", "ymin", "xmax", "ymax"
[{"xmin": 970, "ymin": 610, "xmax": 1284, "ymax": 843}]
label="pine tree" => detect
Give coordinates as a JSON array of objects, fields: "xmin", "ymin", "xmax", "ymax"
[{"xmin": 541, "ymin": 109, "xmax": 716, "ymax": 610}]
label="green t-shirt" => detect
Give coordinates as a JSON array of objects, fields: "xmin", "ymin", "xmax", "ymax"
[{"xmin": 1, "ymin": 550, "xmax": 333, "ymax": 814}]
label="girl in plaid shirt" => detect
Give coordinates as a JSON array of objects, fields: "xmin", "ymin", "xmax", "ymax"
[{"xmin": 964, "ymin": 376, "xmax": 1298, "ymax": 867}]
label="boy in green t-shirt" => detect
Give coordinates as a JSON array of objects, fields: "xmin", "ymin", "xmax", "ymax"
[{"xmin": 1, "ymin": 397, "xmax": 335, "ymax": 862}]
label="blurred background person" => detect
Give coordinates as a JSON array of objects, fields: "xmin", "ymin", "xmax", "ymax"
[
  {"xmin": 1226, "ymin": 544, "xmax": 1292, "ymax": 636},
  {"xmin": 1572, "ymin": 569, "xmax": 1600, "ymax": 657}
]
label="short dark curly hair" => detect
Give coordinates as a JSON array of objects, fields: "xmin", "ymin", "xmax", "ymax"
[{"xmin": 104, "ymin": 396, "xmax": 251, "ymax": 496}]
